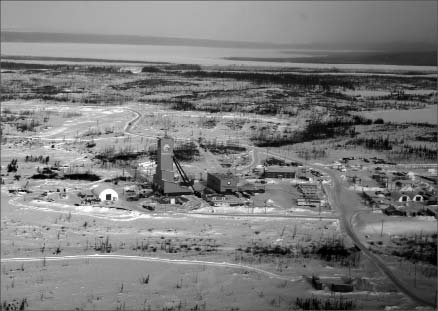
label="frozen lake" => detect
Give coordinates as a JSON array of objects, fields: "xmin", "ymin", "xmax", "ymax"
[
  {"xmin": 360, "ymin": 105, "xmax": 437, "ymax": 124},
  {"xmin": 2, "ymin": 42, "xmax": 437, "ymax": 72}
]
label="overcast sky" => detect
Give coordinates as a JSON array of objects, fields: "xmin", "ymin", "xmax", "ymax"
[{"xmin": 1, "ymin": 1, "xmax": 436, "ymax": 45}]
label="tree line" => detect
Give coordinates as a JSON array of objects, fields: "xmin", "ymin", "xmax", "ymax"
[
  {"xmin": 181, "ymin": 70, "xmax": 356, "ymax": 89},
  {"xmin": 250, "ymin": 115, "xmax": 375, "ymax": 147}
]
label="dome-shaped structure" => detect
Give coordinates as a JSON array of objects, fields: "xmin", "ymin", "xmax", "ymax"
[{"xmin": 91, "ymin": 184, "xmax": 118, "ymax": 201}]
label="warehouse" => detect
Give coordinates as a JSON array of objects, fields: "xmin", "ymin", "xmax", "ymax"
[{"xmin": 207, "ymin": 172, "xmax": 239, "ymax": 193}]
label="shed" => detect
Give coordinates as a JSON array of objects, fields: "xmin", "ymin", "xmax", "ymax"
[
  {"xmin": 91, "ymin": 184, "xmax": 118, "ymax": 202},
  {"xmin": 311, "ymin": 276, "xmax": 323, "ymax": 290}
]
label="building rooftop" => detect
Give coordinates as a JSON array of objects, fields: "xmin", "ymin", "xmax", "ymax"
[
  {"xmin": 264, "ymin": 166, "xmax": 297, "ymax": 173},
  {"xmin": 297, "ymin": 194, "xmax": 320, "ymax": 200},
  {"xmin": 208, "ymin": 172, "xmax": 238, "ymax": 179},
  {"xmin": 205, "ymin": 194, "xmax": 242, "ymax": 203},
  {"xmin": 91, "ymin": 183, "xmax": 118, "ymax": 195},
  {"xmin": 298, "ymin": 183, "xmax": 318, "ymax": 188}
]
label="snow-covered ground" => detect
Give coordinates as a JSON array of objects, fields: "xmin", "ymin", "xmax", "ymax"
[{"xmin": 361, "ymin": 217, "xmax": 437, "ymax": 235}]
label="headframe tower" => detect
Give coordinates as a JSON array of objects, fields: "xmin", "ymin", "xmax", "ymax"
[{"xmin": 152, "ymin": 135, "xmax": 192, "ymax": 195}]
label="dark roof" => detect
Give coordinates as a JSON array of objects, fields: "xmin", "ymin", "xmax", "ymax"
[
  {"xmin": 265, "ymin": 166, "xmax": 296, "ymax": 173},
  {"xmin": 208, "ymin": 172, "xmax": 238, "ymax": 180},
  {"xmin": 298, "ymin": 184, "xmax": 318, "ymax": 189}
]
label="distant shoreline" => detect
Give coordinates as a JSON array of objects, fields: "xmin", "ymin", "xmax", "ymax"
[
  {"xmin": 0, "ymin": 54, "xmax": 168, "ymax": 65},
  {"xmin": 2, "ymin": 55, "xmax": 436, "ymax": 77},
  {"xmin": 224, "ymin": 50, "xmax": 437, "ymax": 67},
  {"xmin": 0, "ymin": 31, "xmax": 294, "ymax": 50}
]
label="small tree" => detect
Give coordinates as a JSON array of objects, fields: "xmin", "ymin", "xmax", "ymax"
[
  {"xmin": 7, "ymin": 159, "xmax": 18, "ymax": 173},
  {"xmin": 374, "ymin": 118, "xmax": 384, "ymax": 124}
]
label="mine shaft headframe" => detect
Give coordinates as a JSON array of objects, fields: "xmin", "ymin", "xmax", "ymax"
[{"xmin": 172, "ymin": 155, "xmax": 198, "ymax": 195}]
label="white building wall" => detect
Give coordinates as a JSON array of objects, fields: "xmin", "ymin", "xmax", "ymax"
[
  {"xmin": 98, "ymin": 189, "xmax": 119, "ymax": 201},
  {"xmin": 412, "ymin": 195, "xmax": 424, "ymax": 202},
  {"xmin": 398, "ymin": 195, "xmax": 410, "ymax": 202}
]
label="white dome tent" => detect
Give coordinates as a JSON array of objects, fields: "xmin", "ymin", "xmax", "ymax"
[{"xmin": 91, "ymin": 184, "xmax": 119, "ymax": 202}]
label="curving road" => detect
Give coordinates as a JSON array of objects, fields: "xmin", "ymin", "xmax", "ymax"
[
  {"xmin": 5, "ymin": 106, "xmax": 147, "ymax": 142},
  {"xmin": 183, "ymin": 211, "xmax": 338, "ymax": 220},
  {"xmin": 328, "ymin": 171, "xmax": 436, "ymax": 307},
  {"xmin": 259, "ymin": 147, "xmax": 436, "ymax": 308},
  {"xmin": 123, "ymin": 108, "xmax": 142, "ymax": 136}
]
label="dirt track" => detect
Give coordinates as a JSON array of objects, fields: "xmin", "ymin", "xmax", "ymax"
[{"xmin": 0, "ymin": 254, "xmax": 301, "ymax": 282}]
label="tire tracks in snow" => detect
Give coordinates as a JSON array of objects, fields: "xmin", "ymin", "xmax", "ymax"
[{"xmin": 0, "ymin": 254, "xmax": 302, "ymax": 282}]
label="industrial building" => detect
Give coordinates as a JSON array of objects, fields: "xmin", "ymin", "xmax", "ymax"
[
  {"xmin": 263, "ymin": 166, "xmax": 296, "ymax": 179},
  {"xmin": 152, "ymin": 136, "xmax": 193, "ymax": 195},
  {"xmin": 207, "ymin": 172, "xmax": 239, "ymax": 193}
]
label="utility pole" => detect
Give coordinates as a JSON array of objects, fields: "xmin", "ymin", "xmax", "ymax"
[
  {"xmin": 435, "ymin": 284, "xmax": 437, "ymax": 307},
  {"xmin": 414, "ymin": 262, "xmax": 417, "ymax": 288},
  {"xmin": 380, "ymin": 219, "xmax": 384, "ymax": 237}
]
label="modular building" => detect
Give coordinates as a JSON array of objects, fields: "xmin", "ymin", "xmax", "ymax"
[
  {"xmin": 204, "ymin": 194, "xmax": 243, "ymax": 207},
  {"xmin": 297, "ymin": 197, "xmax": 321, "ymax": 207},
  {"xmin": 238, "ymin": 182, "xmax": 265, "ymax": 194},
  {"xmin": 330, "ymin": 283, "xmax": 354, "ymax": 293},
  {"xmin": 263, "ymin": 166, "xmax": 296, "ymax": 179}
]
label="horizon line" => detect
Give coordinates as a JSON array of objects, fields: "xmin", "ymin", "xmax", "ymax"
[{"xmin": 1, "ymin": 30, "xmax": 436, "ymax": 51}]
